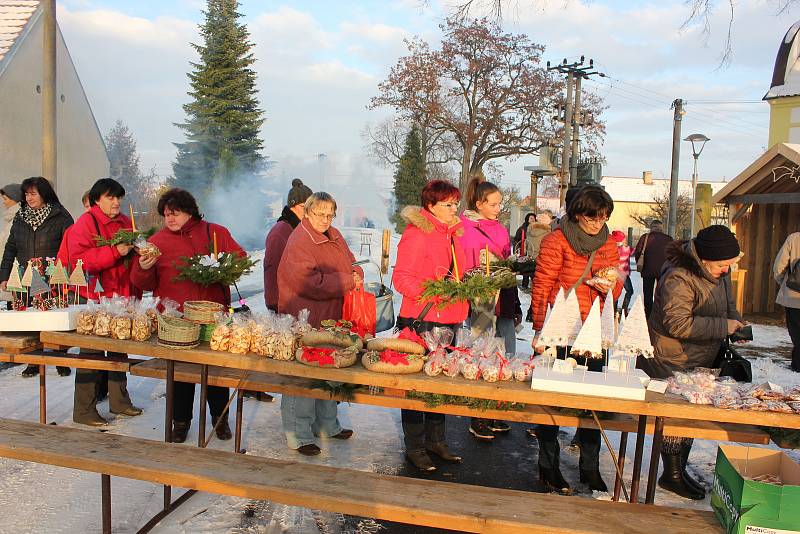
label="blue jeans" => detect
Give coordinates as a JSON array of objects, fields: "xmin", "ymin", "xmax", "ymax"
[
  {"xmin": 280, "ymin": 395, "xmax": 342, "ymax": 449},
  {"xmin": 495, "ymin": 317, "xmax": 516, "ymax": 354}
]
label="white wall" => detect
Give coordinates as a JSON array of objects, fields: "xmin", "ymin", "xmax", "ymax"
[{"xmin": 0, "ymin": 17, "xmax": 109, "ymax": 219}]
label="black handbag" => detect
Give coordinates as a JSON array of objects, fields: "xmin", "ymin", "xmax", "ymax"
[
  {"xmin": 787, "ymin": 258, "xmax": 800, "ymax": 292},
  {"xmin": 713, "ymin": 338, "xmax": 752, "ymax": 383}
]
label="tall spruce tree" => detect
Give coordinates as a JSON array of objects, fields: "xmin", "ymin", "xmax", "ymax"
[
  {"xmin": 105, "ymin": 120, "xmax": 154, "ymax": 208},
  {"xmin": 172, "ymin": 0, "xmax": 265, "ymax": 196},
  {"xmin": 390, "ymin": 125, "xmax": 426, "ymax": 233}
]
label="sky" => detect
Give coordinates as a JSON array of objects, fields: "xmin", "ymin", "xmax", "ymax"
[{"xmin": 55, "ymin": 0, "xmax": 796, "ymax": 200}]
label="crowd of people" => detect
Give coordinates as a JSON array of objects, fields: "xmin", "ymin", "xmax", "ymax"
[{"xmin": 2, "ymin": 174, "xmax": 800, "ymax": 500}]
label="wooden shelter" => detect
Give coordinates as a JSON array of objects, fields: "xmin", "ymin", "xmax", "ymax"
[{"xmin": 712, "ymin": 143, "xmax": 800, "ymax": 315}]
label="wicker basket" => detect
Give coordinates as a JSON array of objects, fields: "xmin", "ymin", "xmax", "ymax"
[
  {"xmin": 157, "ymin": 314, "xmax": 200, "ymax": 349},
  {"xmin": 183, "ymin": 300, "xmax": 225, "ymax": 324}
]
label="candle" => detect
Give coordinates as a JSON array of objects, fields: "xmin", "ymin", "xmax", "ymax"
[
  {"xmin": 451, "ymin": 243, "xmax": 460, "ymax": 283},
  {"xmin": 213, "ymin": 231, "xmax": 218, "ymax": 260},
  {"xmin": 129, "ymin": 205, "xmax": 137, "ymax": 232},
  {"xmin": 521, "ymin": 229, "xmax": 525, "ymax": 255},
  {"xmin": 485, "ymin": 244, "xmax": 490, "ymax": 276}
]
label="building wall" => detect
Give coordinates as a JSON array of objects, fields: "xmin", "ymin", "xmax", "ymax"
[
  {"xmin": 768, "ymin": 97, "xmax": 800, "ymax": 148},
  {"xmin": 0, "ymin": 19, "xmax": 109, "ymax": 218}
]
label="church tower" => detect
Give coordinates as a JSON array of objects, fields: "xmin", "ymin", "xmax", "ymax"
[{"xmin": 767, "ymin": 21, "xmax": 800, "ymax": 147}]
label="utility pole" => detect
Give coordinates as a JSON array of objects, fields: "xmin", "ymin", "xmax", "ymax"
[
  {"xmin": 548, "ymin": 56, "xmax": 604, "ymax": 205},
  {"xmin": 42, "ymin": 0, "xmax": 57, "ymax": 186},
  {"xmin": 667, "ymin": 99, "xmax": 685, "ymax": 238}
]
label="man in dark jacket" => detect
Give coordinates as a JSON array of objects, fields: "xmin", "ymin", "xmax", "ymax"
[{"xmin": 633, "ymin": 220, "xmax": 673, "ymax": 316}]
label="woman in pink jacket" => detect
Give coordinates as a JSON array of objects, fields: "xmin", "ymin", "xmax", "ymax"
[
  {"xmin": 393, "ymin": 180, "xmax": 468, "ymax": 472},
  {"xmin": 459, "ymin": 178, "xmax": 521, "ymax": 441}
]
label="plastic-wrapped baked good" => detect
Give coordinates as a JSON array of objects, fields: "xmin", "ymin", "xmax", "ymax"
[
  {"xmin": 424, "ymin": 351, "xmax": 445, "ymax": 376},
  {"xmin": 479, "ymin": 358, "xmax": 499, "ymax": 382},
  {"xmin": 442, "ymin": 352, "xmax": 461, "ymax": 378},
  {"xmin": 229, "ymin": 323, "xmax": 251, "ymax": 354},
  {"xmin": 76, "ymin": 301, "xmax": 98, "ymax": 335},
  {"xmin": 110, "ymin": 315, "xmax": 132, "ymax": 340},
  {"xmin": 93, "ymin": 311, "xmax": 112, "ymax": 337},
  {"xmin": 459, "ymin": 356, "xmax": 480, "ymax": 380},
  {"xmin": 249, "ymin": 322, "xmax": 270, "ymax": 356},
  {"xmin": 511, "ymin": 359, "xmax": 533, "ymax": 382},
  {"xmin": 210, "ymin": 324, "xmax": 232, "ymax": 351},
  {"xmin": 131, "ymin": 314, "xmax": 151, "ymax": 341}
]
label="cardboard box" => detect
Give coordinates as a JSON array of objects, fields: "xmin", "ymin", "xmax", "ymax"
[{"xmin": 711, "ymin": 445, "xmax": 800, "ymax": 534}]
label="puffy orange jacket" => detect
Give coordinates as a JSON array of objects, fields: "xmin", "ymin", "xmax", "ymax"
[{"xmin": 531, "ymin": 229, "xmax": 622, "ymax": 331}]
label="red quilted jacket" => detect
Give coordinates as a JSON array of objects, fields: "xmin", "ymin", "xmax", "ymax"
[{"xmin": 530, "ymin": 229, "xmax": 622, "ymax": 331}]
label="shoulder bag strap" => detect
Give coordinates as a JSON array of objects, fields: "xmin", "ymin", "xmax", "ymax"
[
  {"xmin": 569, "ymin": 249, "xmax": 598, "ymax": 293},
  {"xmin": 641, "ymin": 233, "xmax": 649, "ymax": 260}
]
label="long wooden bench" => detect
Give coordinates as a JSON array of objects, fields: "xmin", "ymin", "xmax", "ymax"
[
  {"xmin": 0, "ymin": 350, "xmax": 144, "ymax": 424},
  {"xmin": 0, "ymin": 418, "xmax": 720, "ymax": 533},
  {"xmin": 132, "ymin": 358, "xmax": 770, "ymax": 444}
]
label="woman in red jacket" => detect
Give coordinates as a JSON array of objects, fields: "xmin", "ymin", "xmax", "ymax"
[
  {"xmin": 131, "ymin": 188, "xmax": 245, "ymax": 444},
  {"xmin": 530, "ymin": 185, "xmax": 622, "ymax": 494},
  {"xmin": 58, "ymin": 178, "xmax": 143, "ymax": 426},
  {"xmin": 393, "ymin": 180, "xmax": 469, "ymax": 472}
]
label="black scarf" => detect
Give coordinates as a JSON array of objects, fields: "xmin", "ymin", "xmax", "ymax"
[
  {"xmin": 277, "ymin": 205, "xmax": 301, "ymax": 228},
  {"xmin": 559, "ymin": 217, "xmax": 609, "ymax": 256},
  {"xmin": 18, "ymin": 203, "xmax": 52, "ymax": 231}
]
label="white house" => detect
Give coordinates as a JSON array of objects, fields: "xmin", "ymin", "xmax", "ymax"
[{"xmin": 0, "ymin": 0, "xmax": 108, "ymax": 217}]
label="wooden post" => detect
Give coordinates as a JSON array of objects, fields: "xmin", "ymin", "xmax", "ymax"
[
  {"xmin": 381, "ymin": 229, "xmax": 390, "ymax": 275},
  {"xmin": 42, "ymin": 0, "xmax": 57, "ymax": 184}
]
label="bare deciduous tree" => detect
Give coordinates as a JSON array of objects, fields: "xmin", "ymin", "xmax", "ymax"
[{"xmin": 630, "ymin": 190, "xmax": 692, "ymax": 238}]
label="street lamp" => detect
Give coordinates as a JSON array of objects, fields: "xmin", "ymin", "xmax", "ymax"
[{"xmin": 684, "ymin": 133, "xmax": 710, "ymax": 237}]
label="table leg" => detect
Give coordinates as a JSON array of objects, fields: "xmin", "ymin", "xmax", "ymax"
[
  {"xmin": 613, "ymin": 431, "xmax": 628, "ymax": 502},
  {"xmin": 39, "ymin": 364, "xmax": 46, "ymax": 424},
  {"xmin": 630, "ymin": 415, "xmax": 647, "ymax": 503},
  {"xmin": 101, "ymin": 474, "xmax": 111, "ymax": 534},
  {"xmin": 235, "ymin": 389, "xmax": 244, "ymax": 454},
  {"xmin": 164, "ymin": 360, "xmax": 174, "ymax": 509},
  {"xmin": 645, "ymin": 416, "xmax": 665, "ymax": 504},
  {"xmin": 198, "ymin": 364, "xmax": 208, "ymax": 448}
]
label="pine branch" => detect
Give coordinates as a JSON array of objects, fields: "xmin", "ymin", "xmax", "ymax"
[
  {"xmin": 173, "ymin": 251, "xmax": 258, "ymax": 286},
  {"xmin": 93, "ymin": 227, "xmax": 156, "ymax": 247}
]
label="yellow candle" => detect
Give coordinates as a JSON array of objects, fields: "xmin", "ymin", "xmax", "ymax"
[
  {"xmin": 129, "ymin": 205, "xmax": 137, "ymax": 232},
  {"xmin": 213, "ymin": 231, "xmax": 218, "ymax": 260},
  {"xmin": 451, "ymin": 243, "xmax": 460, "ymax": 283},
  {"xmin": 485, "ymin": 245, "xmax": 490, "ymax": 276}
]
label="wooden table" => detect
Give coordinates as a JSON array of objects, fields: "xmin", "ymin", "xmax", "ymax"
[
  {"xmin": 1, "ymin": 332, "xmax": 45, "ymax": 421},
  {"xmin": 41, "ymin": 331, "xmax": 800, "ymax": 507}
]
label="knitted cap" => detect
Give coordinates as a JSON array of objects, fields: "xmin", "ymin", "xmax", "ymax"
[
  {"xmin": 611, "ymin": 230, "xmax": 626, "ymax": 243},
  {"xmin": 287, "ymin": 179, "xmax": 313, "ymax": 207},
  {"xmin": 0, "ymin": 183, "xmax": 22, "ymax": 203},
  {"xmin": 694, "ymin": 225, "xmax": 740, "ymax": 261}
]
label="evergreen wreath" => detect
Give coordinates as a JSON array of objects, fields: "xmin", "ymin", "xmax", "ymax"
[{"xmin": 174, "ymin": 251, "xmax": 258, "ymax": 286}]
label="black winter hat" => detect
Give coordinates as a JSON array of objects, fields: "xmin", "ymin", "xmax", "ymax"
[
  {"xmin": 694, "ymin": 225, "xmax": 740, "ymax": 261},
  {"xmin": 287, "ymin": 179, "xmax": 313, "ymax": 207}
]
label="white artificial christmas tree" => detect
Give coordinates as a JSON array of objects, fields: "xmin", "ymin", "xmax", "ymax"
[
  {"xmin": 614, "ymin": 295, "xmax": 654, "ymax": 357},
  {"xmin": 571, "ymin": 297, "xmax": 603, "ymax": 358},
  {"xmin": 538, "ymin": 287, "xmax": 567, "ymax": 346},
  {"xmin": 601, "ymin": 290, "xmax": 617, "ymax": 349},
  {"xmin": 563, "ymin": 288, "xmax": 583, "ymax": 346}
]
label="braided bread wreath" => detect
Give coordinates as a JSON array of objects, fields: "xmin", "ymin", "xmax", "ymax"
[
  {"xmin": 362, "ymin": 337, "xmax": 426, "ymax": 374},
  {"xmin": 295, "ymin": 330, "xmax": 361, "ymax": 368}
]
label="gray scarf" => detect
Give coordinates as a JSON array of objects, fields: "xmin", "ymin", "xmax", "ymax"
[
  {"xmin": 19, "ymin": 203, "xmax": 52, "ymax": 231},
  {"xmin": 559, "ymin": 217, "xmax": 609, "ymax": 256}
]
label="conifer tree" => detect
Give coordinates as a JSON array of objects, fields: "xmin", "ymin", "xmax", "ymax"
[
  {"xmin": 105, "ymin": 120, "xmax": 153, "ymax": 207},
  {"xmin": 390, "ymin": 125, "xmax": 427, "ymax": 233},
  {"xmin": 172, "ymin": 0, "xmax": 265, "ymax": 195}
]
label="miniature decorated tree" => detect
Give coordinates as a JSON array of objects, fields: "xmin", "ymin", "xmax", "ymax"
[
  {"xmin": 538, "ymin": 287, "xmax": 567, "ymax": 346},
  {"xmin": 68, "ymin": 259, "xmax": 88, "ymax": 305},
  {"xmin": 601, "ymin": 290, "xmax": 617, "ymax": 349},
  {"xmin": 571, "ymin": 297, "xmax": 603, "ymax": 358},
  {"xmin": 563, "ymin": 289, "xmax": 583, "ymax": 346},
  {"xmin": 614, "ymin": 295, "xmax": 654, "ymax": 358}
]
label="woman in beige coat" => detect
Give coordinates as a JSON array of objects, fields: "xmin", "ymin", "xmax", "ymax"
[{"xmin": 774, "ymin": 231, "xmax": 800, "ymax": 372}]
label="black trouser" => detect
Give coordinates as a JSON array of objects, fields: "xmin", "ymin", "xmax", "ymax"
[
  {"xmin": 173, "ymin": 382, "xmax": 230, "ymax": 423},
  {"xmin": 620, "ymin": 276, "xmax": 634, "ymax": 312},
  {"xmin": 787, "ymin": 307, "xmax": 800, "ymax": 371},
  {"xmin": 396, "ymin": 315, "xmax": 458, "ymax": 453},
  {"xmin": 536, "ymin": 350, "xmax": 602, "ymax": 470},
  {"xmin": 642, "ymin": 276, "xmax": 657, "ymax": 317}
]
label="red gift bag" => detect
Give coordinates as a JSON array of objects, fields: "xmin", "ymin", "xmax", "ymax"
[{"xmin": 342, "ymin": 285, "xmax": 377, "ymax": 337}]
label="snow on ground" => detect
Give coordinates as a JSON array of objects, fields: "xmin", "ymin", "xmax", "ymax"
[{"xmin": 1, "ymin": 231, "xmax": 799, "ymax": 533}]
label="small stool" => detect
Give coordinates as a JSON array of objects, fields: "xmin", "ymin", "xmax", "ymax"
[{"xmin": 360, "ymin": 232, "xmax": 372, "ymax": 256}]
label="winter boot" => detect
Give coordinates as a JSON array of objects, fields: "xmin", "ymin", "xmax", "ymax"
[
  {"xmin": 579, "ymin": 469, "xmax": 608, "ymax": 492},
  {"xmin": 658, "ymin": 452, "xmax": 705, "ymax": 500},
  {"xmin": 57, "ymin": 366, "xmax": 71, "ymax": 377},
  {"xmin": 212, "ymin": 416, "xmax": 232, "ymax": 441},
  {"xmin": 680, "ymin": 441, "xmax": 706, "ymax": 495},
  {"xmin": 489, "ymin": 420, "xmax": 511, "ymax": 433},
  {"xmin": 536, "ymin": 434, "xmax": 571, "ymax": 494},
  {"xmin": 469, "ymin": 418, "xmax": 495, "ymax": 441},
  {"xmin": 577, "ymin": 433, "xmax": 607, "ymax": 492},
  {"xmin": 406, "ymin": 450, "xmax": 436, "ymax": 472},
  {"xmin": 425, "ymin": 417, "xmax": 461, "ymax": 462},
  {"xmin": 21, "ymin": 364, "xmax": 38, "ymax": 377},
  {"xmin": 171, "ymin": 420, "xmax": 191, "ymax": 443}
]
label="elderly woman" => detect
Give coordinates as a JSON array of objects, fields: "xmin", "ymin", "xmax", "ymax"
[
  {"xmin": 530, "ymin": 185, "xmax": 622, "ymax": 494},
  {"xmin": 277, "ymin": 192, "xmax": 360, "ymax": 456},
  {"xmin": 393, "ymin": 180, "xmax": 469, "ymax": 472},
  {"xmin": 641, "ymin": 225, "xmax": 745, "ymax": 500},
  {"xmin": 0, "ymin": 177, "xmax": 73, "ymax": 378},
  {"xmin": 131, "ymin": 188, "xmax": 244, "ymax": 443},
  {"xmin": 59, "ymin": 178, "xmax": 144, "ymax": 425}
]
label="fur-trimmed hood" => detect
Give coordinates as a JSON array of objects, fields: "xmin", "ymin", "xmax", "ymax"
[
  {"xmin": 401, "ymin": 205, "xmax": 463, "ymax": 236},
  {"xmin": 664, "ymin": 239, "xmax": 717, "ymax": 283}
]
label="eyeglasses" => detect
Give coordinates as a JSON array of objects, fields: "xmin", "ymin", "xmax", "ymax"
[
  {"xmin": 436, "ymin": 202, "xmax": 458, "ymax": 210},
  {"xmin": 309, "ymin": 210, "xmax": 336, "ymax": 221},
  {"xmin": 581, "ymin": 215, "xmax": 609, "ymax": 224}
]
